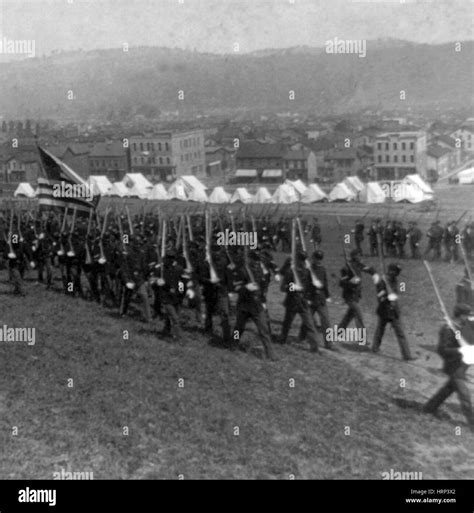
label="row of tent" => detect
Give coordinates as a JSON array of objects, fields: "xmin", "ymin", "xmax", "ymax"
[{"xmin": 13, "ymin": 173, "xmax": 434, "ymax": 204}]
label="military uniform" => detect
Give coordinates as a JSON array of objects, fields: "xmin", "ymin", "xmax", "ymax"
[{"xmin": 424, "ymin": 304, "xmax": 474, "ymax": 430}]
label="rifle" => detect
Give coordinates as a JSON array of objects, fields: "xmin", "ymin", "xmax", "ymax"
[
  {"xmin": 125, "ymin": 206, "xmax": 134, "ymax": 236},
  {"xmin": 423, "ymin": 260, "xmax": 474, "ymax": 365},
  {"xmin": 182, "ymin": 215, "xmax": 193, "ymax": 273},
  {"xmin": 455, "ymin": 210, "xmax": 468, "ymax": 226},
  {"xmin": 296, "ymin": 216, "xmax": 322, "ymax": 289},
  {"xmin": 243, "ymin": 216, "xmax": 256, "ymax": 285},
  {"xmin": 98, "ymin": 208, "xmax": 109, "ymax": 264},
  {"xmin": 290, "ymin": 218, "xmax": 303, "ymax": 290},
  {"xmin": 205, "ymin": 209, "xmax": 219, "ymax": 283},
  {"xmin": 6, "ymin": 209, "xmax": 16, "ymax": 259},
  {"xmin": 459, "ymin": 235, "xmax": 473, "ymax": 287},
  {"xmin": 57, "ymin": 207, "xmax": 68, "ymax": 256},
  {"xmin": 160, "ymin": 217, "xmax": 167, "ymax": 280},
  {"xmin": 67, "ymin": 207, "xmax": 77, "ymax": 257},
  {"xmin": 85, "ymin": 208, "xmax": 93, "ymax": 265},
  {"xmin": 336, "ymin": 215, "xmax": 358, "ymax": 278},
  {"xmin": 186, "ymin": 215, "xmax": 194, "ymax": 242},
  {"xmin": 376, "ymin": 230, "xmax": 395, "ymax": 297}
]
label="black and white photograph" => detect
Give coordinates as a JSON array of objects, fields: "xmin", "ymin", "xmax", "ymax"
[{"xmin": 0, "ymin": 0, "xmax": 473, "ymax": 511}]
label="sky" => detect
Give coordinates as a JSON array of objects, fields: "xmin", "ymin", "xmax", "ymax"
[{"xmin": 0, "ymin": 0, "xmax": 473, "ymax": 57}]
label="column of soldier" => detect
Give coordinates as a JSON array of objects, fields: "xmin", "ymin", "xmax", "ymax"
[{"xmin": 1, "ymin": 206, "xmax": 473, "ymax": 429}]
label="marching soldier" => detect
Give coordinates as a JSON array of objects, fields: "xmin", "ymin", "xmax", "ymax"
[
  {"xmin": 425, "ymin": 220, "xmax": 443, "ymax": 260},
  {"xmin": 353, "ymin": 219, "xmax": 365, "ymax": 255},
  {"xmin": 338, "ymin": 249, "xmax": 372, "ymax": 337},
  {"xmin": 310, "ymin": 217, "xmax": 322, "ymax": 250},
  {"xmin": 232, "ymin": 250, "xmax": 276, "ymax": 360},
  {"xmin": 394, "ymin": 221, "xmax": 407, "ymax": 259},
  {"xmin": 371, "ymin": 263, "xmax": 416, "ymax": 361},
  {"xmin": 277, "ymin": 251, "xmax": 322, "ymax": 353},
  {"xmin": 443, "ymin": 221, "xmax": 459, "ymax": 263},
  {"xmin": 423, "ymin": 303, "xmax": 474, "ymax": 432},
  {"xmin": 299, "ymin": 249, "xmax": 335, "ymax": 350},
  {"xmin": 368, "ymin": 219, "xmax": 380, "ymax": 257},
  {"xmin": 407, "ymin": 221, "xmax": 422, "ymax": 259}
]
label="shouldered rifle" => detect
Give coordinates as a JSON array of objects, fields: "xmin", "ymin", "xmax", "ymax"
[
  {"xmin": 186, "ymin": 215, "xmax": 194, "ymax": 242},
  {"xmin": 98, "ymin": 208, "xmax": 109, "ymax": 264},
  {"xmin": 376, "ymin": 230, "xmax": 396, "ymax": 298},
  {"xmin": 296, "ymin": 216, "xmax": 322, "ymax": 289},
  {"xmin": 290, "ymin": 218, "xmax": 303, "ymax": 291},
  {"xmin": 423, "ymin": 260, "xmax": 474, "ymax": 365},
  {"xmin": 85, "ymin": 209, "xmax": 93, "ymax": 265},
  {"xmin": 205, "ymin": 209, "xmax": 219, "ymax": 283},
  {"xmin": 6, "ymin": 209, "xmax": 16, "ymax": 259},
  {"xmin": 160, "ymin": 218, "xmax": 167, "ymax": 279},
  {"xmin": 243, "ymin": 217, "xmax": 256, "ymax": 286},
  {"xmin": 67, "ymin": 207, "xmax": 77, "ymax": 257},
  {"xmin": 125, "ymin": 206, "xmax": 134, "ymax": 236},
  {"xmin": 57, "ymin": 207, "xmax": 68, "ymax": 256},
  {"xmin": 182, "ymin": 215, "xmax": 193, "ymax": 273},
  {"xmin": 336, "ymin": 215, "xmax": 358, "ymax": 278},
  {"xmin": 456, "ymin": 210, "xmax": 468, "ymax": 226}
]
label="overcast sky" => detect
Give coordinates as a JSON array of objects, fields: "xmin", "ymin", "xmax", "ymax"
[{"xmin": 0, "ymin": 0, "xmax": 473, "ymax": 56}]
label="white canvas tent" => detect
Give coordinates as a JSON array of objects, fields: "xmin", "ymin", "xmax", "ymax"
[
  {"xmin": 397, "ymin": 174, "xmax": 434, "ymax": 203},
  {"xmin": 188, "ymin": 187, "xmax": 208, "ymax": 202},
  {"xmin": 285, "ymin": 179, "xmax": 308, "ymax": 198},
  {"xmin": 14, "ymin": 182, "xmax": 36, "ymax": 198},
  {"xmin": 208, "ymin": 186, "xmax": 231, "ymax": 203},
  {"xmin": 360, "ymin": 182, "xmax": 386, "ymax": 203},
  {"xmin": 108, "ymin": 182, "xmax": 130, "ymax": 197},
  {"xmin": 147, "ymin": 183, "xmax": 168, "ymax": 200},
  {"xmin": 458, "ymin": 167, "xmax": 474, "ymax": 185},
  {"xmin": 328, "ymin": 182, "xmax": 356, "ymax": 202},
  {"xmin": 272, "ymin": 183, "xmax": 299, "ymax": 204},
  {"xmin": 122, "ymin": 173, "xmax": 153, "ymax": 197},
  {"xmin": 167, "ymin": 182, "xmax": 188, "ymax": 201},
  {"xmin": 88, "ymin": 175, "xmax": 112, "ymax": 196},
  {"xmin": 180, "ymin": 175, "xmax": 207, "ymax": 192},
  {"xmin": 231, "ymin": 187, "xmax": 253, "ymax": 204},
  {"xmin": 343, "ymin": 176, "xmax": 365, "ymax": 194},
  {"xmin": 301, "ymin": 183, "xmax": 327, "ymax": 203},
  {"xmin": 253, "ymin": 187, "xmax": 272, "ymax": 203}
]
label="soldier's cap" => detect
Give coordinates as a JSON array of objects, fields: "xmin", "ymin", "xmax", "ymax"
[
  {"xmin": 387, "ymin": 263, "xmax": 401, "ymax": 275},
  {"xmin": 453, "ymin": 303, "xmax": 472, "ymax": 317},
  {"xmin": 312, "ymin": 249, "xmax": 324, "ymax": 260}
]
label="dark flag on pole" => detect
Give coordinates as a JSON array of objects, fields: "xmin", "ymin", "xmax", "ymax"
[{"xmin": 36, "ymin": 146, "xmax": 100, "ymax": 214}]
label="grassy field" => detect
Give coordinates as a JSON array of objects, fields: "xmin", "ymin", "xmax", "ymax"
[{"xmin": 0, "ymin": 185, "xmax": 473, "ymax": 480}]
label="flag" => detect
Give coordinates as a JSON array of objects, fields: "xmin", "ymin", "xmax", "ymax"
[{"xmin": 36, "ymin": 146, "xmax": 100, "ymax": 214}]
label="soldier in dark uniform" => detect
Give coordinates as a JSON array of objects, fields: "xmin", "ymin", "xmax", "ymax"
[
  {"xmin": 425, "ymin": 220, "xmax": 443, "ymax": 260},
  {"xmin": 232, "ymin": 250, "xmax": 276, "ymax": 360},
  {"xmin": 371, "ymin": 263, "xmax": 416, "ymax": 361},
  {"xmin": 197, "ymin": 245, "xmax": 232, "ymax": 344},
  {"xmin": 367, "ymin": 219, "xmax": 380, "ymax": 257},
  {"xmin": 120, "ymin": 234, "xmax": 152, "ymax": 322},
  {"xmin": 443, "ymin": 221, "xmax": 459, "ymax": 263},
  {"xmin": 461, "ymin": 221, "xmax": 474, "ymax": 259},
  {"xmin": 299, "ymin": 250, "xmax": 335, "ymax": 350},
  {"xmin": 423, "ymin": 303, "xmax": 474, "ymax": 432},
  {"xmin": 394, "ymin": 221, "xmax": 407, "ymax": 259},
  {"xmin": 353, "ymin": 219, "xmax": 365, "ymax": 255},
  {"xmin": 310, "ymin": 217, "xmax": 322, "ymax": 250},
  {"xmin": 6, "ymin": 234, "xmax": 26, "ymax": 296},
  {"xmin": 338, "ymin": 249, "xmax": 372, "ymax": 338},
  {"xmin": 155, "ymin": 250, "xmax": 185, "ymax": 340},
  {"xmin": 277, "ymin": 251, "xmax": 321, "ymax": 353},
  {"xmin": 407, "ymin": 221, "xmax": 422, "ymax": 259}
]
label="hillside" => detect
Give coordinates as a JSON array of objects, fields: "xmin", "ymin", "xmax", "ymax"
[{"xmin": 1, "ymin": 41, "xmax": 473, "ymax": 120}]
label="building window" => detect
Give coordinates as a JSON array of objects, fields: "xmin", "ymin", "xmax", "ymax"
[
  {"xmin": 385, "ymin": 143, "xmax": 389, "ymax": 150},
  {"xmin": 410, "ymin": 155, "xmax": 414, "ymax": 162},
  {"xmin": 158, "ymin": 142, "xmax": 162, "ymax": 151},
  {"xmin": 393, "ymin": 143, "xmax": 397, "ymax": 150},
  {"xmin": 386, "ymin": 155, "xmax": 390, "ymax": 162},
  {"xmin": 165, "ymin": 142, "xmax": 169, "ymax": 151},
  {"xmin": 394, "ymin": 155, "xmax": 398, "ymax": 163},
  {"xmin": 159, "ymin": 157, "xmax": 163, "ymax": 164},
  {"xmin": 410, "ymin": 142, "xmax": 414, "ymax": 150},
  {"xmin": 402, "ymin": 155, "xmax": 406, "ymax": 163},
  {"xmin": 377, "ymin": 143, "xmax": 382, "ymax": 150},
  {"xmin": 402, "ymin": 142, "xmax": 406, "ymax": 150},
  {"xmin": 133, "ymin": 143, "xmax": 137, "ymax": 151},
  {"xmin": 140, "ymin": 143, "xmax": 144, "ymax": 151},
  {"xmin": 378, "ymin": 156, "xmax": 382, "ymax": 163},
  {"xmin": 167, "ymin": 157, "xmax": 170, "ymax": 164}
]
